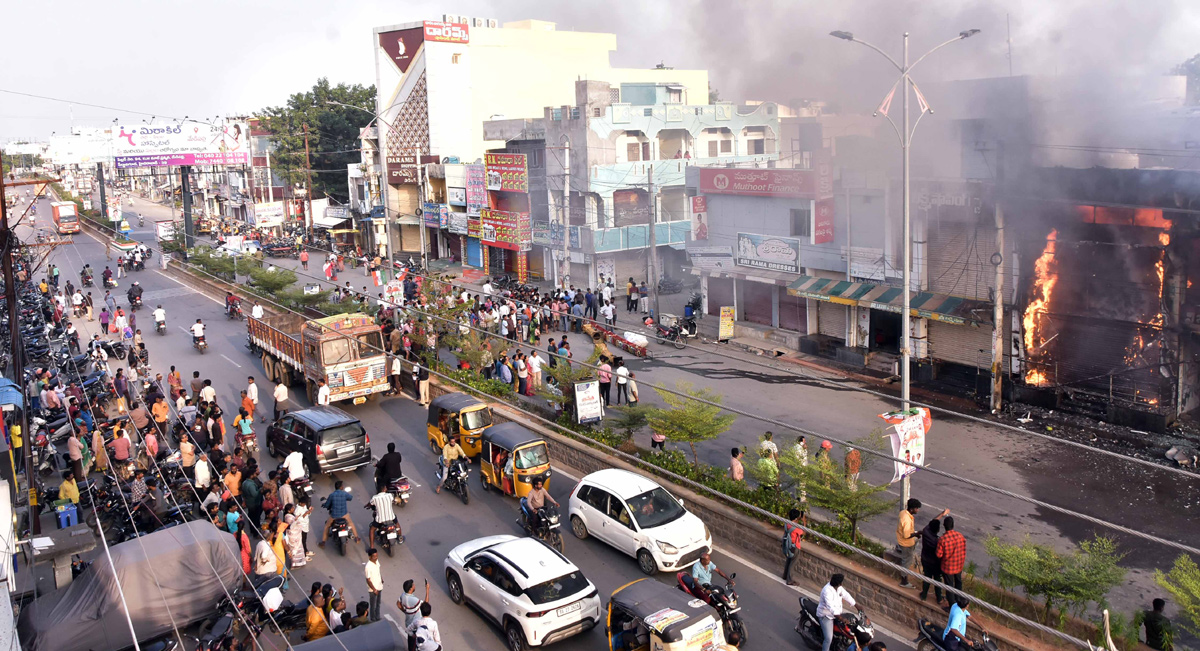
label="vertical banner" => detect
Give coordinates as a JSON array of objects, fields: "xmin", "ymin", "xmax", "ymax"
[
  {"xmin": 814, "ymin": 198, "xmax": 835, "ymax": 244},
  {"xmin": 718, "ymin": 306, "xmax": 735, "ymax": 341},
  {"xmin": 878, "ymin": 408, "xmax": 931, "ymax": 483},
  {"xmin": 516, "ymin": 251, "xmax": 528, "ymax": 284},
  {"xmin": 466, "ymin": 164, "xmax": 486, "ymax": 217},
  {"xmin": 481, "ymin": 244, "xmax": 490, "ymax": 272},
  {"xmin": 690, "ymin": 196, "xmax": 709, "ymax": 241},
  {"xmin": 574, "ymin": 380, "xmax": 605, "ymax": 424}
]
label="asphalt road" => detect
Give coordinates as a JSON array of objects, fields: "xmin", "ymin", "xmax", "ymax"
[
  {"xmin": 32, "ymin": 194, "xmax": 917, "ymax": 650},
  {"xmin": 129, "ymin": 194, "xmax": 1200, "ymax": 622}
]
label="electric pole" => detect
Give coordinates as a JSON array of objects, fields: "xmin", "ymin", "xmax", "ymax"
[
  {"xmin": 648, "ymin": 165, "xmax": 660, "ymax": 319},
  {"xmin": 180, "ymin": 165, "xmax": 194, "ymax": 249},
  {"xmin": 303, "ymin": 124, "xmax": 314, "ymax": 237},
  {"xmin": 561, "ymin": 138, "xmax": 571, "ymax": 289}
]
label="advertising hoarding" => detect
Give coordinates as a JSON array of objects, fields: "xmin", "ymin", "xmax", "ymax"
[
  {"xmin": 112, "ymin": 121, "xmax": 249, "ymax": 169},
  {"xmin": 447, "ymin": 187, "xmax": 466, "ymax": 206},
  {"xmin": 814, "ymin": 198, "xmax": 835, "ymax": 244},
  {"xmin": 690, "ymin": 196, "xmax": 708, "ymax": 241},
  {"xmin": 735, "ymin": 233, "xmax": 800, "ymax": 273},
  {"xmin": 698, "ymin": 167, "xmax": 815, "ymax": 198},
  {"xmin": 466, "ymin": 164, "xmax": 486, "ymax": 217},
  {"xmin": 484, "ymin": 153, "xmax": 529, "ymax": 193},
  {"xmin": 378, "ymin": 26, "xmax": 425, "ymax": 74},
  {"xmin": 471, "ymin": 209, "xmax": 531, "ymax": 251},
  {"xmin": 254, "ymin": 201, "xmax": 286, "ymax": 227},
  {"xmin": 574, "ymin": 380, "xmax": 604, "ymax": 424},
  {"xmin": 422, "ymin": 202, "xmax": 444, "ymax": 228},
  {"xmin": 387, "ymin": 147, "xmax": 420, "ymax": 185},
  {"xmin": 719, "ymin": 307, "xmax": 735, "ymax": 341},
  {"xmin": 879, "ymin": 408, "xmax": 931, "ymax": 483},
  {"xmin": 687, "ymin": 246, "xmax": 734, "ymax": 270},
  {"xmin": 423, "ymin": 20, "xmax": 469, "ymax": 43},
  {"xmin": 447, "ymin": 212, "xmax": 469, "ymax": 235}
]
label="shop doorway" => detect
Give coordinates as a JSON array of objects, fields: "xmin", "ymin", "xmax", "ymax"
[{"xmin": 869, "ymin": 309, "xmax": 902, "ymax": 353}]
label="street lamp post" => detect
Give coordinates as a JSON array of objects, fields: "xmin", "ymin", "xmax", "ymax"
[
  {"xmin": 831, "ymin": 28, "xmax": 979, "ymax": 505},
  {"xmin": 326, "ymin": 99, "xmax": 425, "ymax": 272}
]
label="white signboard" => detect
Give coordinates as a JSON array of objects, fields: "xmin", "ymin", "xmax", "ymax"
[
  {"xmin": 574, "ymin": 380, "xmax": 604, "ymax": 424},
  {"xmin": 254, "ymin": 201, "xmax": 286, "ymax": 227},
  {"xmin": 688, "ymin": 246, "xmax": 734, "ymax": 271},
  {"xmin": 112, "ymin": 120, "xmax": 249, "ymax": 169},
  {"xmin": 879, "ymin": 408, "xmax": 930, "ymax": 483}
]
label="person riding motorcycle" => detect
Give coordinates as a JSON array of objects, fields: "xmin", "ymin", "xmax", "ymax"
[
  {"xmin": 190, "ymin": 319, "xmax": 205, "ymax": 345},
  {"xmin": 522, "ymin": 477, "xmax": 559, "ymax": 530},
  {"xmin": 434, "ymin": 436, "xmax": 466, "ymax": 494},
  {"xmin": 127, "ymin": 282, "xmax": 143, "ymax": 306},
  {"xmin": 101, "ymin": 266, "xmax": 113, "ymax": 285},
  {"xmin": 153, "ymin": 305, "xmax": 166, "ymax": 328},
  {"xmin": 282, "ymin": 449, "xmax": 306, "ymax": 483},
  {"xmin": 368, "ymin": 487, "xmax": 403, "ymax": 545},
  {"xmin": 684, "ymin": 551, "xmax": 734, "ymax": 600},
  {"xmin": 225, "ymin": 291, "xmax": 241, "ymax": 317},
  {"xmin": 943, "ymin": 597, "xmax": 979, "ymax": 651},
  {"xmin": 80, "ymin": 265, "xmax": 93, "ymax": 285},
  {"xmin": 374, "ymin": 442, "xmax": 404, "ymax": 492}
]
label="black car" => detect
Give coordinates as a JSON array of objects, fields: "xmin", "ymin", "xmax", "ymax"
[{"xmin": 266, "ymin": 406, "xmax": 371, "ymax": 474}]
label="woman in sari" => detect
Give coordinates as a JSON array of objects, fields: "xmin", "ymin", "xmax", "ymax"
[
  {"xmin": 272, "ymin": 515, "xmax": 289, "ymax": 590},
  {"xmin": 283, "ymin": 503, "xmax": 306, "ymax": 569}
]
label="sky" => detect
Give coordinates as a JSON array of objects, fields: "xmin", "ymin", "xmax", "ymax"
[{"xmin": 3, "ymin": 0, "xmax": 1199, "ymax": 142}]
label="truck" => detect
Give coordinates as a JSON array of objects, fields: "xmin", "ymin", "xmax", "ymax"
[
  {"xmin": 247, "ymin": 312, "xmax": 390, "ymax": 406},
  {"xmin": 51, "ymin": 201, "xmax": 79, "ymax": 234}
]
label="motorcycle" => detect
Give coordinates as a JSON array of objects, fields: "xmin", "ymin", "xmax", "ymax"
[
  {"xmin": 326, "ymin": 513, "xmax": 351, "ymax": 556},
  {"xmin": 796, "ymin": 596, "xmax": 874, "ymax": 651},
  {"xmin": 128, "ymin": 295, "xmax": 142, "ymax": 312},
  {"xmin": 658, "ymin": 275, "xmax": 685, "ymax": 295},
  {"xmin": 519, "ymin": 501, "xmax": 564, "ymax": 552},
  {"xmin": 386, "ymin": 475, "xmax": 411, "ymax": 507},
  {"xmin": 436, "ymin": 458, "xmax": 470, "ymax": 505},
  {"xmin": 678, "ymin": 572, "xmax": 745, "ymax": 647},
  {"xmin": 915, "ymin": 617, "xmax": 997, "ymax": 651},
  {"xmin": 193, "ymin": 335, "xmax": 208, "ymax": 354},
  {"xmin": 236, "ymin": 430, "xmax": 258, "ymax": 454},
  {"xmin": 651, "ymin": 314, "xmax": 697, "ymax": 350},
  {"xmin": 198, "ymin": 593, "xmax": 261, "ymax": 651},
  {"xmin": 103, "ymin": 277, "xmax": 117, "ymax": 289},
  {"xmin": 226, "ymin": 302, "xmax": 244, "ymax": 321},
  {"xmin": 138, "ymin": 215, "xmax": 145, "ymax": 227},
  {"xmin": 81, "ymin": 274, "xmax": 94, "ymax": 288},
  {"xmin": 155, "ymin": 319, "xmax": 166, "ymax": 335},
  {"xmin": 367, "ymin": 503, "xmax": 403, "ymax": 557}
]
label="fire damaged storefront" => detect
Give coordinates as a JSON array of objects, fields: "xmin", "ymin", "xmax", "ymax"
[{"xmin": 1012, "ymin": 168, "xmax": 1200, "ymax": 428}]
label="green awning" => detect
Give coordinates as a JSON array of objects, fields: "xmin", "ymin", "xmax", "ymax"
[{"xmin": 787, "ymin": 275, "xmax": 992, "ymax": 326}]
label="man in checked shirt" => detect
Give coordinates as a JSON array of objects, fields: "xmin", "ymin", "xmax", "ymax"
[{"xmin": 936, "ymin": 516, "xmax": 967, "ymax": 599}]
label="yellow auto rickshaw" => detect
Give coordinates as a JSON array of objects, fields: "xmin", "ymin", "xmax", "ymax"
[
  {"xmin": 607, "ymin": 579, "xmax": 738, "ymax": 651},
  {"xmin": 426, "ymin": 392, "xmax": 493, "ymax": 458},
  {"xmin": 478, "ymin": 423, "xmax": 551, "ymax": 498}
]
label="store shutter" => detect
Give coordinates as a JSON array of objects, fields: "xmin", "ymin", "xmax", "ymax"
[
  {"xmin": 778, "ymin": 287, "xmax": 807, "ymax": 333},
  {"xmin": 466, "ymin": 239, "xmax": 482, "ymax": 267},
  {"xmin": 707, "ymin": 277, "xmax": 734, "ymax": 317},
  {"xmin": 927, "ymin": 320, "xmax": 994, "ymax": 368},
  {"xmin": 743, "ymin": 281, "xmax": 775, "ymax": 327},
  {"xmin": 817, "ymin": 301, "xmax": 847, "ymax": 339}
]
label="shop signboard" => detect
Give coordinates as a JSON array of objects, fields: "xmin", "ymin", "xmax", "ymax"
[
  {"xmin": 387, "ymin": 147, "xmax": 420, "ymax": 185},
  {"xmin": 112, "ymin": 120, "xmax": 249, "ymax": 169},
  {"xmin": 378, "ymin": 26, "xmax": 425, "ymax": 74},
  {"xmin": 690, "ymin": 196, "xmax": 708, "ymax": 241},
  {"xmin": 325, "ymin": 206, "xmax": 349, "ymax": 220},
  {"xmin": 698, "ymin": 167, "xmax": 815, "ymax": 198},
  {"xmin": 879, "ymin": 408, "xmax": 931, "ymax": 483},
  {"xmin": 465, "ymin": 164, "xmax": 486, "ymax": 217},
  {"xmin": 687, "ymin": 245, "xmax": 734, "ymax": 271},
  {"xmin": 735, "ymin": 232, "xmax": 800, "ymax": 273},
  {"xmin": 814, "ymin": 197, "xmax": 835, "ymax": 244},
  {"xmin": 718, "ymin": 306, "xmax": 735, "ymax": 341},
  {"xmin": 574, "ymin": 380, "xmax": 604, "ymax": 424},
  {"xmin": 484, "ymin": 153, "xmax": 528, "ymax": 193},
  {"xmin": 422, "ymin": 202, "xmax": 443, "ymax": 228},
  {"xmin": 447, "ymin": 187, "xmax": 467, "ymax": 206},
  {"xmin": 447, "ymin": 211, "xmax": 469, "ymax": 235},
  {"xmin": 423, "ymin": 20, "xmax": 469, "ymax": 43},
  {"xmin": 254, "ymin": 201, "xmax": 285, "ymax": 227},
  {"xmin": 475, "ymin": 209, "xmax": 532, "ymax": 251}
]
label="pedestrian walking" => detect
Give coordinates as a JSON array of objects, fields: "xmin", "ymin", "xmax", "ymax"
[
  {"xmin": 729, "ymin": 448, "xmax": 744, "ymax": 481},
  {"xmin": 273, "ymin": 380, "xmax": 289, "ymax": 421},
  {"xmin": 1143, "ymin": 598, "xmax": 1174, "ymax": 651},
  {"xmin": 626, "ymin": 277, "xmax": 637, "ymax": 312},
  {"xmin": 300, "ymin": 249, "xmax": 309, "ymax": 270},
  {"xmin": 782, "ymin": 508, "xmax": 806, "ymax": 585},
  {"xmin": 365, "ymin": 548, "xmax": 384, "ymax": 622},
  {"xmin": 413, "ymin": 361, "xmax": 430, "ymax": 406},
  {"xmin": 844, "ymin": 447, "xmax": 862, "ymax": 491},
  {"xmin": 935, "ymin": 516, "xmax": 966, "ymax": 597},
  {"xmin": 614, "ymin": 359, "xmax": 629, "ymax": 403}
]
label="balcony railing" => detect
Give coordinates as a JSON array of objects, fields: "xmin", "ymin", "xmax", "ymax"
[{"xmin": 592, "ymin": 220, "xmax": 689, "ymax": 253}]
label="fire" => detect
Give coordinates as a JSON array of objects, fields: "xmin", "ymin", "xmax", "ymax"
[
  {"xmin": 1023, "ymin": 230, "xmax": 1058, "ymax": 385},
  {"xmin": 1125, "ymin": 228, "xmax": 1171, "ymax": 365},
  {"xmin": 1159, "ymin": 232, "xmax": 1170, "ymax": 246}
]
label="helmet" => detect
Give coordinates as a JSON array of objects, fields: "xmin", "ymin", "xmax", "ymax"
[{"xmin": 821, "ymin": 440, "xmax": 832, "ymax": 450}]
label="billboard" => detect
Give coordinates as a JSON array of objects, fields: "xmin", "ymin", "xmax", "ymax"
[
  {"xmin": 484, "ymin": 153, "xmax": 528, "ymax": 193},
  {"xmin": 687, "ymin": 245, "xmax": 734, "ymax": 271},
  {"xmin": 112, "ymin": 121, "xmax": 249, "ymax": 169},
  {"xmin": 378, "ymin": 26, "xmax": 425, "ymax": 74},
  {"xmin": 735, "ymin": 232, "xmax": 800, "ymax": 273},
  {"xmin": 879, "ymin": 408, "xmax": 931, "ymax": 483},
  {"xmin": 690, "ymin": 196, "xmax": 708, "ymax": 241},
  {"xmin": 698, "ymin": 167, "xmax": 815, "ymax": 198},
  {"xmin": 423, "ymin": 20, "xmax": 469, "ymax": 43},
  {"xmin": 814, "ymin": 198, "xmax": 835, "ymax": 244},
  {"xmin": 447, "ymin": 187, "xmax": 466, "ymax": 206},
  {"xmin": 49, "ymin": 128, "xmax": 112, "ymax": 165},
  {"xmin": 465, "ymin": 164, "xmax": 486, "ymax": 216},
  {"xmin": 423, "ymin": 202, "xmax": 448, "ymax": 228},
  {"xmin": 471, "ymin": 209, "xmax": 531, "ymax": 251},
  {"xmin": 447, "ymin": 211, "xmax": 469, "ymax": 235},
  {"xmin": 254, "ymin": 201, "xmax": 286, "ymax": 227},
  {"xmin": 387, "ymin": 147, "xmax": 420, "ymax": 184},
  {"xmin": 574, "ymin": 380, "xmax": 604, "ymax": 424}
]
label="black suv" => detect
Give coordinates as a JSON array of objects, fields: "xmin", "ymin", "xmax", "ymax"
[{"xmin": 266, "ymin": 406, "xmax": 371, "ymax": 474}]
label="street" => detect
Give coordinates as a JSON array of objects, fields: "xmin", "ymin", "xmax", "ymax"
[{"xmin": 35, "ymin": 195, "xmax": 917, "ymax": 650}]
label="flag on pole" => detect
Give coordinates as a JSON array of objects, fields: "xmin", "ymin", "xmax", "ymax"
[{"xmin": 372, "ymin": 269, "xmax": 383, "ymax": 287}]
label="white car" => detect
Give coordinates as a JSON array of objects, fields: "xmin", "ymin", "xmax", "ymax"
[
  {"xmin": 444, "ymin": 535, "xmax": 602, "ymax": 650},
  {"xmin": 567, "ymin": 468, "xmax": 711, "ymax": 575}
]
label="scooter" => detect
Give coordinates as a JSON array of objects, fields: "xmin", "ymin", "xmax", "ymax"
[
  {"xmin": 386, "ymin": 475, "xmax": 411, "ymax": 507},
  {"xmin": 193, "ymin": 335, "xmax": 208, "ymax": 354},
  {"xmin": 519, "ymin": 500, "xmax": 564, "ymax": 552},
  {"xmin": 128, "ymin": 295, "xmax": 142, "ymax": 312},
  {"xmin": 436, "ymin": 458, "xmax": 470, "ymax": 505},
  {"xmin": 155, "ymin": 319, "xmax": 166, "ymax": 335},
  {"xmin": 915, "ymin": 617, "xmax": 997, "ymax": 651},
  {"xmin": 678, "ymin": 572, "xmax": 746, "ymax": 647},
  {"xmin": 367, "ymin": 503, "xmax": 403, "ymax": 557},
  {"xmin": 796, "ymin": 596, "xmax": 874, "ymax": 651},
  {"xmin": 226, "ymin": 302, "xmax": 244, "ymax": 321}
]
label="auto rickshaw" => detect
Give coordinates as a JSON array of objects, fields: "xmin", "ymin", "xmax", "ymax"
[
  {"xmin": 426, "ymin": 392, "xmax": 493, "ymax": 458},
  {"xmin": 607, "ymin": 579, "xmax": 738, "ymax": 651},
  {"xmin": 478, "ymin": 423, "xmax": 551, "ymax": 498}
]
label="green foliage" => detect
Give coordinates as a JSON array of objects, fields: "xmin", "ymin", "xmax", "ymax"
[
  {"xmin": 610, "ymin": 404, "xmax": 651, "ymax": 440},
  {"xmin": 645, "ymin": 382, "xmax": 735, "ymax": 467},
  {"xmin": 444, "ymin": 368, "xmax": 513, "ymax": 401},
  {"xmin": 187, "ymin": 246, "xmax": 235, "ymax": 281},
  {"xmin": 779, "ymin": 444, "xmax": 894, "ymax": 544},
  {"xmin": 257, "ymin": 77, "xmax": 376, "ymax": 202},
  {"xmin": 1096, "ymin": 610, "xmax": 1143, "ymax": 651},
  {"xmin": 984, "ymin": 534, "xmax": 1127, "ymax": 627},
  {"xmin": 247, "ymin": 267, "xmax": 298, "ymax": 294},
  {"xmin": 1156, "ymin": 553, "xmax": 1200, "ymax": 637}
]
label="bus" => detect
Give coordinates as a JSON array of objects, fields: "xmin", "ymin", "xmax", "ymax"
[{"xmin": 51, "ymin": 202, "xmax": 80, "ymax": 234}]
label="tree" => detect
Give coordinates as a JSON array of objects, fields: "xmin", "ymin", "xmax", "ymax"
[
  {"xmin": 984, "ymin": 534, "xmax": 1127, "ymax": 626},
  {"xmin": 1175, "ymin": 54, "xmax": 1200, "ymax": 105},
  {"xmin": 1156, "ymin": 554, "xmax": 1200, "ymax": 637},
  {"xmin": 610, "ymin": 404, "xmax": 652, "ymax": 441},
  {"xmin": 644, "ymin": 382, "xmax": 735, "ymax": 467},
  {"xmin": 777, "ymin": 438, "xmax": 895, "ymax": 543},
  {"xmin": 258, "ymin": 78, "xmax": 376, "ymax": 203},
  {"xmin": 708, "ymin": 83, "xmax": 721, "ymax": 104},
  {"xmin": 247, "ymin": 267, "xmax": 298, "ymax": 294}
]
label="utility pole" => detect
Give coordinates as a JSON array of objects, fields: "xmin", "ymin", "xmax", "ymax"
[
  {"xmin": 0, "ymin": 169, "xmax": 37, "ymax": 526},
  {"xmin": 991, "ymin": 203, "xmax": 1005, "ymax": 412},
  {"xmin": 561, "ymin": 138, "xmax": 571, "ymax": 289},
  {"xmin": 180, "ymin": 165, "xmax": 194, "ymax": 250},
  {"xmin": 647, "ymin": 165, "xmax": 660, "ymax": 319},
  {"xmin": 97, "ymin": 163, "xmax": 109, "ymax": 228},
  {"xmin": 303, "ymin": 124, "xmax": 314, "ymax": 236},
  {"xmin": 417, "ymin": 162, "xmax": 428, "ymax": 268}
]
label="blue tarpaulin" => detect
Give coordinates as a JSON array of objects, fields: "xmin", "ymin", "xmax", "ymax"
[{"xmin": 0, "ymin": 378, "xmax": 23, "ymax": 408}]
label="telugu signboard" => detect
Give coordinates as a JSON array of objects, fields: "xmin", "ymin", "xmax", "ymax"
[
  {"xmin": 484, "ymin": 153, "xmax": 529, "ymax": 193},
  {"xmin": 447, "ymin": 211, "xmax": 469, "ymax": 235},
  {"xmin": 112, "ymin": 121, "xmax": 249, "ymax": 169},
  {"xmin": 466, "ymin": 164, "xmax": 486, "ymax": 217},
  {"xmin": 690, "ymin": 196, "xmax": 708, "ymax": 241},
  {"xmin": 814, "ymin": 198, "xmax": 835, "ymax": 244},
  {"xmin": 687, "ymin": 245, "xmax": 734, "ymax": 271},
  {"xmin": 879, "ymin": 408, "xmax": 931, "ymax": 483},
  {"xmin": 718, "ymin": 306, "xmax": 735, "ymax": 341},
  {"xmin": 735, "ymin": 233, "xmax": 800, "ymax": 273},
  {"xmin": 254, "ymin": 201, "xmax": 285, "ymax": 227},
  {"xmin": 698, "ymin": 167, "xmax": 815, "ymax": 198},
  {"xmin": 423, "ymin": 20, "xmax": 470, "ymax": 43},
  {"xmin": 387, "ymin": 147, "xmax": 420, "ymax": 184},
  {"xmin": 574, "ymin": 380, "xmax": 604, "ymax": 424},
  {"xmin": 422, "ymin": 202, "xmax": 444, "ymax": 228},
  {"xmin": 472, "ymin": 209, "xmax": 532, "ymax": 251}
]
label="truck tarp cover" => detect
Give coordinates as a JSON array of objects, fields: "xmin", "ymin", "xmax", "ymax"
[
  {"xmin": 291, "ymin": 618, "xmax": 407, "ymax": 651},
  {"xmin": 17, "ymin": 521, "xmax": 242, "ymax": 651}
]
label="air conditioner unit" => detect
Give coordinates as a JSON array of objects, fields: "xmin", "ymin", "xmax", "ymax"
[{"xmin": 486, "ymin": 19, "xmax": 498, "ymax": 28}]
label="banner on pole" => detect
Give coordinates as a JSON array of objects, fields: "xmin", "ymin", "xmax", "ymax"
[{"xmin": 878, "ymin": 408, "xmax": 931, "ymax": 483}]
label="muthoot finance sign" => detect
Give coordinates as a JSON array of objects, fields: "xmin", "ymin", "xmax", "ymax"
[{"xmin": 699, "ymin": 167, "xmax": 815, "ymax": 198}]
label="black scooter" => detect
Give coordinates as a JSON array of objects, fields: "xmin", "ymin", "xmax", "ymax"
[
  {"xmin": 796, "ymin": 596, "xmax": 874, "ymax": 651},
  {"xmin": 915, "ymin": 617, "xmax": 997, "ymax": 651},
  {"xmin": 436, "ymin": 458, "xmax": 470, "ymax": 505}
]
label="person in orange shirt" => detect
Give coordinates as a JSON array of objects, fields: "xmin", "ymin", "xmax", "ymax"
[
  {"xmin": 224, "ymin": 465, "xmax": 243, "ymax": 498},
  {"xmin": 150, "ymin": 396, "xmax": 170, "ymax": 436}
]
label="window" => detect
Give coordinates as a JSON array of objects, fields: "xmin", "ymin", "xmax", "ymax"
[
  {"xmin": 514, "ymin": 443, "xmax": 549, "ymax": 470},
  {"xmin": 277, "ymin": 416, "xmax": 296, "ymax": 435},
  {"xmin": 451, "ymin": 53, "xmax": 461, "ymax": 64},
  {"xmin": 355, "ymin": 331, "xmax": 383, "ymax": 358},
  {"xmin": 791, "ymin": 207, "xmax": 812, "ymax": 238},
  {"xmin": 524, "ymin": 571, "xmax": 591, "ymax": 605},
  {"xmin": 708, "ymin": 141, "xmax": 718, "ymax": 157},
  {"xmin": 606, "ymin": 496, "xmax": 634, "ymax": 529},
  {"xmin": 695, "ymin": 107, "xmax": 704, "ymax": 116},
  {"xmin": 626, "ymin": 488, "xmax": 686, "ymax": 529},
  {"xmin": 609, "ymin": 88, "xmax": 620, "ymax": 102},
  {"xmin": 318, "ymin": 422, "xmax": 365, "ymax": 446},
  {"xmin": 551, "ymin": 108, "xmax": 563, "ymax": 121},
  {"xmin": 642, "ymin": 142, "xmax": 651, "ymax": 161},
  {"xmin": 668, "ymin": 88, "xmax": 682, "ymax": 102},
  {"xmin": 579, "ymin": 485, "xmax": 610, "ymax": 511},
  {"xmin": 593, "ymin": 107, "xmax": 603, "ymax": 118},
  {"xmin": 528, "ymin": 150, "xmax": 544, "ymax": 169},
  {"xmin": 570, "ymin": 107, "xmax": 580, "ymax": 120},
  {"xmin": 626, "ymin": 142, "xmax": 641, "ymax": 162},
  {"xmin": 461, "ymin": 408, "xmax": 492, "ymax": 430},
  {"xmin": 321, "ymin": 339, "xmax": 354, "ymax": 364},
  {"xmin": 720, "ymin": 140, "xmax": 732, "ymax": 153},
  {"xmin": 748, "ymin": 139, "xmax": 765, "ymax": 155},
  {"xmin": 643, "ymin": 108, "xmax": 653, "ymax": 117},
  {"xmin": 468, "ymin": 556, "xmax": 499, "ymax": 582}
]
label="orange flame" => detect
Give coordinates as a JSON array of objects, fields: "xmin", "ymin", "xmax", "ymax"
[{"xmin": 1023, "ymin": 229, "xmax": 1058, "ymax": 385}]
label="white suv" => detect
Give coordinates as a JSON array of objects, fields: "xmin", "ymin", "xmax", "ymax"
[
  {"xmin": 567, "ymin": 468, "xmax": 711, "ymax": 575},
  {"xmin": 444, "ymin": 535, "xmax": 601, "ymax": 650}
]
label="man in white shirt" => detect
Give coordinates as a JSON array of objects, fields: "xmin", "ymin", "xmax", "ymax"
[
  {"xmin": 365, "ymin": 549, "xmax": 384, "ymax": 622},
  {"xmin": 194, "ymin": 453, "xmax": 212, "ymax": 489},
  {"xmin": 273, "ymin": 381, "xmax": 289, "ymax": 421},
  {"xmin": 600, "ymin": 301, "xmax": 615, "ymax": 326},
  {"xmin": 527, "ymin": 350, "xmax": 544, "ymax": 389},
  {"xmin": 482, "ymin": 279, "xmax": 494, "ymax": 296},
  {"xmin": 407, "ymin": 603, "xmax": 441, "ymax": 651},
  {"xmin": 190, "ymin": 319, "xmax": 205, "ymax": 343},
  {"xmin": 602, "ymin": 283, "xmax": 614, "ymax": 303},
  {"xmin": 316, "ymin": 378, "xmax": 331, "ymax": 405},
  {"xmin": 251, "ymin": 301, "xmax": 264, "ymax": 319},
  {"xmin": 615, "ymin": 363, "xmax": 630, "ymax": 404},
  {"xmin": 153, "ymin": 305, "xmax": 166, "ymax": 325},
  {"xmin": 246, "ymin": 376, "xmax": 259, "ymax": 415},
  {"xmin": 282, "ymin": 449, "xmax": 306, "ymax": 482},
  {"xmin": 816, "ymin": 573, "xmax": 859, "ymax": 651},
  {"xmin": 199, "ymin": 380, "xmax": 216, "ymax": 404},
  {"xmin": 254, "ymin": 537, "xmax": 277, "ymax": 580},
  {"xmin": 368, "ymin": 488, "xmax": 402, "ymax": 547}
]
